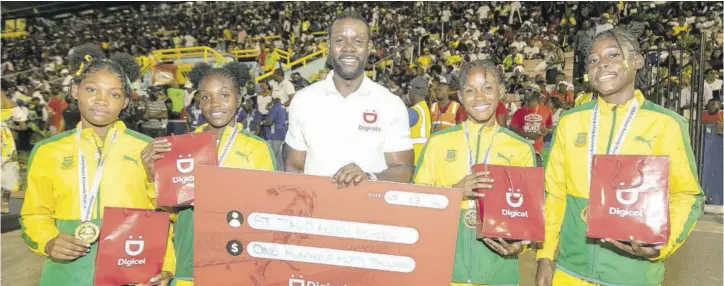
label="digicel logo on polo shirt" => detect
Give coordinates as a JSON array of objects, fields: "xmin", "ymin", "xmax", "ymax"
[{"xmin": 359, "ymin": 110, "xmax": 381, "ymax": 132}]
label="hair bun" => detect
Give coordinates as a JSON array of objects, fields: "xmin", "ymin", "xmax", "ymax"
[
  {"xmin": 110, "ymin": 53, "xmax": 141, "ymax": 83},
  {"xmin": 222, "ymin": 62, "xmax": 252, "ymax": 89},
  {"xmin": 68, "ymin": 43, "xmax": 106, "ymax": 71},
  {"xmin": 189, "ymin": 63, "xmax": 213, "ymax": 89}
]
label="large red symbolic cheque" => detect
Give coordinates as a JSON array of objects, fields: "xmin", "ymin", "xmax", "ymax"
[{"xmin": 193, "ymin": 166, "xmax": 463, "ymax": 286}]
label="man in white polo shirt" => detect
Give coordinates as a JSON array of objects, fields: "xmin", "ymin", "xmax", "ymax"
[
  {"xmin": 270, "ymin": 69, "xmax": 296, "ymax": 107},
  {"xmin": 285, "ymin": 10, "xmax": 414, "ymax": 187}
]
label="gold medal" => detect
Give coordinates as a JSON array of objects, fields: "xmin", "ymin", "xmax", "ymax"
[
  {"xmin": 75, "ymin": 221, "xmax": 100, "ymax": 244},
  {"xmin": 463, "ymin": 209, "xmax": 478, "ymax": 229}
]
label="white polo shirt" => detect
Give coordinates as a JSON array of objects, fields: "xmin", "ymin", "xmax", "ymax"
[
  {"xmin": 270, "ymin": 78, "xmax": 295, "ymax": 105},
  {"xmin": 285, "ymin": 71, "xmax": 412, "ymax": 177}
]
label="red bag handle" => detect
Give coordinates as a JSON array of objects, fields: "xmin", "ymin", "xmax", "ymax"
[{"xmin": 610, "ymin": 159, "xmax": 645, "ymax": 190}]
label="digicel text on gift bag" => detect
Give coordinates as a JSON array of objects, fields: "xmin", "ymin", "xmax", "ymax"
[
  {"xmin": 155, "ymin": 132, "xmax": 217, "ymax": 206},
  {"xmin": 472, "ymin": 164, "xmax": 545, "ymax": 242},
  {"xmin": 93, "ymin": 207, "xmax": 171, "ymax": 286},
  {"xmin": 586, "ymin": 155, "xmax": 670, "ymax": 244}
]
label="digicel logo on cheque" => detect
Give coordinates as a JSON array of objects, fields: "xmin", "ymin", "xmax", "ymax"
[{"xmin": 117, "ymin": 235, "xmax": 146, "ymax": 267}]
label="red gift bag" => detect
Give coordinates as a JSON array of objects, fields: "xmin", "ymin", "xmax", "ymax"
[
  {"xmin": 473, "ymin": 164, "xmax": 545, "ymax": 241},
  {"xmin": 154, "ymin": 132, "xmax": 217, "ymax": 206},
  {"xmin": 586, "ymin": 155, "xmax": 670, "ymax": 244},
  {"xmin": 94, "ymin": 207, "xmax": 171, "ymax": 286}
]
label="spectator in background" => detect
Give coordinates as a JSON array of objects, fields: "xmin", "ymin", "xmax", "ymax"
[
  {"xmin": 61, "ymin": 96, "xmax": 80, "ymax": 134},
  {"xmin": 503, "ymin": 47, "xmax": 525, "ymax": 72},
  {"xmin": 430, "ymin": 77, "xmax": 465, "ymax": 133},
  {"xmin": 241, "ymin": 81, "xmax": 259, "ymax": 108},
  {"xmin": 46, "ymin": 88, "xmax": 67, "ymax": 134},
  {"xmin": 407, "ymin": 77, "xmax": 431, "ymax": 165},
  {"xmin": 495, "ymin": 100, "xmax": 509, "ymax": 128},
  {"xmin": 523, "ymin": 38, "xmax": 541, "ymax": 59},
  {"xmin": 290, "ymin": 72, "xmax": 310, "ymax": 90},
  {"xmin": 543, "ymin": 41, "xmax": 564, "ymax": 84},
  {"xmin": 679, "ymin": 72, "xmax": 713, "ymax": 111},
  {"xmin": 261, "ymin": 98, "xmax": 287, "ymax": 170},
  {"xmin": 256, "ymin": 80, "xmax": 273, "ymax": 116},
  {"xmin": 270, "ymin": 69, "xmax": 296, "ymax": 107},
  {"xmin": 509, "ymin": 86, "xmax": 552, "ymax": 166},
  {"xmin": 702, "ymin": 98, "xmax": 722, "ymax": 127},
  {"xmin": 705, "ymin": 69, "xmax": 723, "ymax": 100},
  {"xmin": 10, "ymin": 100, "xmax": 31, "ymax": 151},
  {"xmin": 141, "ymin": 87, "xmax": 170, "ymax": 138},
  {"xmin": 547, "ymin": 96, "xmax": 564, "ymax": 126},
  {"xmin": 549, "ymin": 80, "xmax": 574, "ymax": 108},
  {"xmin": 238, "ymin": 99, "xmax": 261, "ymax": 134},
  {"xmin": 185, "ymin": 96, "xmax": 205, "ymax": 131}
]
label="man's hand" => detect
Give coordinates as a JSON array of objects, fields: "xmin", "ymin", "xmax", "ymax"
[
  {"xmin": 137, "ymin": 271, "xmax": 172, "ymax": 286},
  {"xmin": 45, "ymin": 233, "xmax": 90, "ymax": 261},
  {"xmin": 452, "ymin": 171, "xmax": 494, "ymax": 199},
  {"xmin": 536, "ymin": 258, "xmax": 554, "ymax": 286},
  {"xmin": 482, "ymin": 237, "xmax": 530, "ymax": 256},
  {"xmin": 601, "ymin": 236, "xmax": 662, "ymax": 259},
  {"xmin": 332, "ymin": 163, "xmax": 367, "ymax": 188}
]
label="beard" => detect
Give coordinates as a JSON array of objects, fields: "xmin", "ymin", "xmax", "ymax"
[{"xmin": 329, "ymin": 56, "xmax": 365, "ymax": 80}]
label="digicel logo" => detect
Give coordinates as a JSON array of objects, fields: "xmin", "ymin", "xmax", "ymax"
[
  {"xmin": 501, "ymin": 173, "xmax": 527, "ymax": 218},
  {"xmin": 502, "ymin": 209, "xmax": 529, "ymax": 218},
  {"xmin": 173, "ymin": 154, "xmax": 195, "ymax": 184},
  {"xmin": 118, "ymin": 235, "xmax": 147, "ymax": 267},
  {"xmin": 608, "ymin": 207, "xmax": 644, "ymax": 218},
  {"xmin": 118, "ymin": 257, "xmax": 147, "ymax": 267}
]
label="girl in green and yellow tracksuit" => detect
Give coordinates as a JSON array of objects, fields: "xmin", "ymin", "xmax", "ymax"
[
  {"xmin": 414, "ymin": 60, "xmax": 536, "ymax": 286},
  {"xmin": 20, "ymin": 45, "xmax": 176, "ymax": 285},
  {"xmin": 142, "ymin": 62, "xmax": 276, "ymax": 286},
  {"xmin": 535, "ymin": 27, "xmax": 703, "ymax": 286}
]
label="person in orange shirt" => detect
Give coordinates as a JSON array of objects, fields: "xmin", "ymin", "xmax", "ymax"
[
  {"xmin": 47, "ymin": 88, "xmax": 68, "ymax": 133},
  {"xmin": 548, "ymin": 81, "xmax": 574, "ymax": 108},
  {"xmin": 430, "ymin": 78, "xmax": 465, "ymax": 133},
  {"xmin": 702, "ymin": 98, "xmax": 722, "ymax": 124},
  {"xmin": 509, "ymin": 89, "xmax": 552, "ymax": 166}
]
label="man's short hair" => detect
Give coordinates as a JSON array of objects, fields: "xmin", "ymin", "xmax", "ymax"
[
  {"xmin": 328, "ymin": 10, "xmax": 370, "ymax": 40},
  {"xmin": 274, "ymin": 69, "xmax": 285, "ymax": 77}
]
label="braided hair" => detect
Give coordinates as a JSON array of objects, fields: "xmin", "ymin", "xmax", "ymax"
[
  {"xmin": 69, "ymin": 44, "xmax": 140, "ymax": 97},
  {"xmin": 580, "ymin": 22, "xmax": 648, "ymax": 90},
  {"xmin": 68, "ymin": 43, "xmax": 106, "ymax": 73},
  {"xmin": 458, "ymin": 59, "xmax": 505, "ymax": 89},
  {"xmin": 188, "ymin": 62, "xmax": 252, "ymax": 95}
]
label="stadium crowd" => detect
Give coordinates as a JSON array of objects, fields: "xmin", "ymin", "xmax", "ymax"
[{"xmin": 1, "ymin": 1, "xmax": 723, "ymax": 160}]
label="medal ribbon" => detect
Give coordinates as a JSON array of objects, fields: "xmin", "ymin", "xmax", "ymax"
[
  {"xmin": 464, "ymin": 121, "xmax": 499, "ymax": 209},
  {"xmin": 587, "ymin": 97, "xmax": 639, "ymax": 187},
  {"xmin": 77, "ymin": 127, "xmax": 119, "ymax": 223},
  {"xmin": 217, "ymin": 124, "xmax": 239, "ymax": 166}
]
